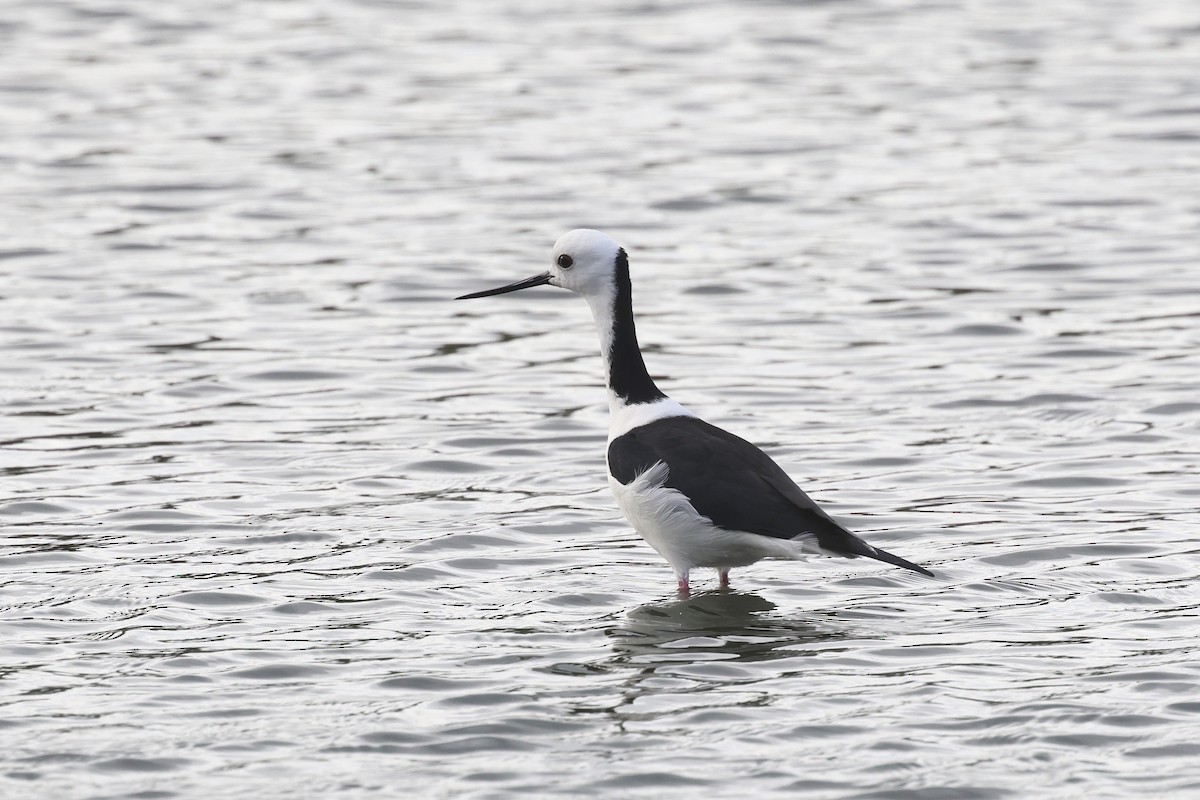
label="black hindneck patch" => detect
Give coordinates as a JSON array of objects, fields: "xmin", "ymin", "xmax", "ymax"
[{"xmin": 608, "ymin": 248, "xmax": 666, "ymax": 404}]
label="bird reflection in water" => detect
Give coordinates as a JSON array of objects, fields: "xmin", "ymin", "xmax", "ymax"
[{"xmin": 607, "ymin": 590, "xmax": 852, "ymax": 667}]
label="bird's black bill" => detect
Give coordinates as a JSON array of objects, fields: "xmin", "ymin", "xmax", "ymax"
[{"xmin": 455, "ymin": 272, "xmax": 553, "ymax": 300}]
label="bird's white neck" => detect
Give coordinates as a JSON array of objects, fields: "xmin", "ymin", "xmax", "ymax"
[
  {"xmin": 605, "ymin": 393, "xmax": 696, "ymax": 440},
  {"xmin": 583, "ymin": 288, "xmax": 619, "ymax": 384}
]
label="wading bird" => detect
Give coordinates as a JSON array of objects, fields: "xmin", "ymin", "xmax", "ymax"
[{"xmin": 457, "ymin": 230, "xmax": 933, "ymax": 594}]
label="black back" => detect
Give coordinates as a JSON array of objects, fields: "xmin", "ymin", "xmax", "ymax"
[{"xmin": 607, "ymin": 416, "xmax": 932, "ymax": 576}]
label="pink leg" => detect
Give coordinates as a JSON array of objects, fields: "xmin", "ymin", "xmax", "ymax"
[
  {"xmin": 676, "ymin": 571, "xmax": 690, "ymax": 596},
  {"xmin": 718, "ymin": 569, "xmax": 730, "ymax": 588}
]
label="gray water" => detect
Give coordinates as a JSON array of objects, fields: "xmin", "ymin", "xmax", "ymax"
[{"xmin": 3, "ymin": 1, "xmax": 1200, "ymax": 797}]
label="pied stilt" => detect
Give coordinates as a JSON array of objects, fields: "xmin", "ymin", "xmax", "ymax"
[{"xmin": 457, "ymin": 230, "xmax": 933, "ymax": 594}]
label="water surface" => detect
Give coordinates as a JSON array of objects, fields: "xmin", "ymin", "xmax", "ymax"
[{"xmin": 3, "ymin": 1, "xmax": 1200, "ymax": 797}]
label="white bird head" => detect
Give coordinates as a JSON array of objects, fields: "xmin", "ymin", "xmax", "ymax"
[{"xmin": 456, "ymin": 229, "xmax": 624, "ymax": 303}]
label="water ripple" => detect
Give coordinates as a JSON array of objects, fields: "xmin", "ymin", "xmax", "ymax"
[{"xmin": 3, "ymin": 0, "xmax": 1200, "ymax": 798}]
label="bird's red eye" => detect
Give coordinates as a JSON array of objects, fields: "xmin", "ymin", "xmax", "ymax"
[{"xmin": 557, "ymin": 254, "xmax": 573, "ymax": 269}]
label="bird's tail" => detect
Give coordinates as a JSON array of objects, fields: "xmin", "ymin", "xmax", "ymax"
[
  {"xmin": 828, "ymin": 530, "xmax": 934, "ymax": 577},
  {"xmin": 863, "ymin": 544, "xmax": 934, "ymax": 577}
]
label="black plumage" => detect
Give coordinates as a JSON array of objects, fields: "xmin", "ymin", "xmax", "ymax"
[
  {"xmin": 608, "ymin": 416, "xmax": 933, "ymax": 577},
  {"xmin": 606, "ymin": 248, "xmax": 667, "ymax": 405}
]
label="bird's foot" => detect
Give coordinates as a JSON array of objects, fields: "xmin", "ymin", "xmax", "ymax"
[
  {"xmin": 718, "ymin": 569, "xmax": 730, "ymax": 589},
  {"xmin": 676, "ymin": 577, "xmax": 691, "ymax": 597}
]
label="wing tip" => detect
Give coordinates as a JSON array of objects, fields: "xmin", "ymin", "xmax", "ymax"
[{"xmin": 869, "ymin": 545, "xmax": 935, "ymax": 578}]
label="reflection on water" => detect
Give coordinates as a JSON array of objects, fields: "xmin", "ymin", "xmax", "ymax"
[{"xmin": 611, "ymin": 591, "xmax": 850, "ymax": 666}]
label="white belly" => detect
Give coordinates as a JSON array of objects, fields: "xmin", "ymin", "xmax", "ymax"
[{"xmin": 607, "ymin": 461, "xmax": 817, "ymax": 577}]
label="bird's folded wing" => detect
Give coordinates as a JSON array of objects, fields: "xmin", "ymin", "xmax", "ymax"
[{"xmin": 607, "ymin": 416, "xmax": 864, "ymax": 552}]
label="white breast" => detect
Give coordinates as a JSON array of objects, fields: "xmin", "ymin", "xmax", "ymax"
[
  {"xmin": 607, "ymin": 461, "xmax": 819, "ymax": 579},
  {"xmin": 606, "ymin": 395, "xmax": 696, "ymax": 441}
]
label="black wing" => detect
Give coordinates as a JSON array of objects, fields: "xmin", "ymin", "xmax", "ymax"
[{"xmin": 607, "ymin": 416, "xmax": 933, "ymax": 577}]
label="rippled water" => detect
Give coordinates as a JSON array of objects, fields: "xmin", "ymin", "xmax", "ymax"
[{"xmin": 4, "ymin": 1, "xmax": 1200, "ymax": 797}]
